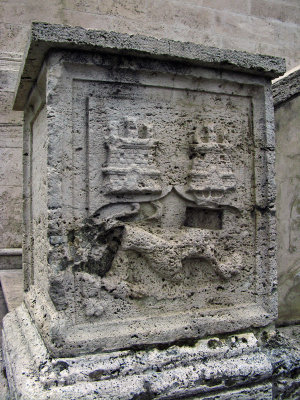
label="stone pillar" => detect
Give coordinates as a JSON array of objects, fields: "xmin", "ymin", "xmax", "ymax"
[
  {"xmin": 273, "ymin": 67, "xmax": 300, "ymax": 325},
  {"xmin": 3, "ymin": 22, "xmax": 299, "ymax": 399}
]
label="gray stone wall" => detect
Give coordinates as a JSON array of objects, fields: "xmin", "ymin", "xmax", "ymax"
[
  {"xmin": 1, "ymin": 0, "xmax": 300, "ymax": 68},
  {"xmin": 0, "ymin": 1, "xmax": 299, "ymax": 266},
  {"xmin": 273, "ymin": 69, "xmax": 300, "ymax": 324},
  {"xmin": 0, "ymin": 53, "xmax": 23, "ymax": 255}
]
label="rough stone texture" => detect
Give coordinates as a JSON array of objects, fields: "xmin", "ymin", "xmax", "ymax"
[
  {"xmin": 3, "ymin": 304, "xmax": 300, "ymax": 399},
  {"xmin": 1, "ymin": 1, "xmax": 300, "ymax": 70},
  {"xmin": 273, "ymin": 67, "xmax": 300, "ymax": 325},
  {"xmin": 273, "ymin": 67, "xmax": 300, "ymax": 107},
  {"xmin": 15, "ymin": 37, "xmax": 279, "ymax": 357},
  {"xmin": 13, "ymin": 22, "xmax": 286, "ymax": 111},
  {"xmin": 1, "ymin": 1, "xmax": 300, "ymax": 313},
  {"xmin": 266, "ymin": 325, "xmax": 300, "ymax": 399},
  {"xmin": 2, "ymin": 23, "xmax": 286, "ymax": 398}
]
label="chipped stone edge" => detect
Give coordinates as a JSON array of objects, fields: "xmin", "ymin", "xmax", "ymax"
[
  {"xmin": 13, "ymin": 21, "xmax": 286, "ymax": 111},
  {"xmin": 272, "ymin": 66, "xmax": 300, "ymax": 107},
  {"xmin": 3, "ymin": 304, "xmax": 300, "ymax": 400},
  {"xmin": 1, "ymin": 303, "xmax": 274, "ymax": 400}
]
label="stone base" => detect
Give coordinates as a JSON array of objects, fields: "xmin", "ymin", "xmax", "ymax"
[{"xmin": 2, "ymin": 304, "xmax": 300, "ymax": 400}]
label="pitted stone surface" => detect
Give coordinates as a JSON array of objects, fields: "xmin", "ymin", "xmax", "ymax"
[
  {"xmin": 13, "ymin": 22, "xmax": 285, "ymax": 111},
  {"xmin": 14, "ymin": 47, "xmax": 279, "ymax": 357},
  {"xmin": 273, "ymin": 67, "xmax": 300, "ymax": 107},
  {"xmin": 3, "ymin": 304, "xmax": 300, "ymax": 399},
  {"xmin": 3, "ymin": 22, "xmax": 283, "ymax": 399}
]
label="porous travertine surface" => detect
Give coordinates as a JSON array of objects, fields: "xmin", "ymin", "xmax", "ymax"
[
  {"xmin": 1, "ymin": 0, "xmax": 300, "ymax": 274},
  {"xmin": 13, "ymin": 22, "xmax": 286, "ymax": 111},
  {"xmin": 273, "ymin": 67, "xmax": 300, "ymax": 107},
  {"xmin": 18, "ymin": 48, "xmax": 279, "ymax": 357},
  {"xmin": 3, "ymin": 23, "xmax": 288, "ymax": 399},
  {"xmin": 3, "ymin": 304, "xmax": 300, "ymax": 399}
]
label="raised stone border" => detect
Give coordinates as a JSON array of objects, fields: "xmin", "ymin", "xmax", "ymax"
[
  {"xmin": 3, "ymin": 303, "xmax": 300, "ymax": 400},
  {"xmin": 13, "ymin": 21, "xmax": 286, "ymax": 111}
]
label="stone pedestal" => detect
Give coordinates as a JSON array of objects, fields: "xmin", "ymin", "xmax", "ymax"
[{"xmin": 3, "ymin": 22, "xmax": 299, "ymax": 399}]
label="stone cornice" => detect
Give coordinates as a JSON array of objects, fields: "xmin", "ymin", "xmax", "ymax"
[{"xmin": 13, "ymin": 21, "xmax": 286, "ymax": 111}]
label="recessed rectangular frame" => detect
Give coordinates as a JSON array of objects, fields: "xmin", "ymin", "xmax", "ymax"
[{"xmin": 22, "ymin": 49, "xmax": 277, "ymax": 357}]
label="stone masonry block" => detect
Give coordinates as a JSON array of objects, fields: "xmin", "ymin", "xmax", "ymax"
[
  {"xmin": 12, "ymin": 21, "xmax": 284, "ymax": 355},
  {"xmin": 3, "ymin": 22, "xmax": 291, "ymax": 400}
]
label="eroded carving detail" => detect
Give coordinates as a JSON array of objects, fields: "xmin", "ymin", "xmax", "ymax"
[
  {"xmin": 65, "ymin": 187, "xmax": 244, "ymax": 321},
  {"xmin": 122, "ymin": 224, "xmax": 241, "ymax": 283},
  {"xmin": 79, "ymin": 273, "xmax": 104, "ymax": 317},
  {"xmin": 188, "ymin": 122, "xmax": 236, "ymax": 200},
  {"xmin": 71, "ymin": 203, "xmax": 139, "ymax": 276},
  {"xmin": 102, "ymin": 117, "xmax": 161, "ymax": 194},
  {"xmin": 56, "ymin": 86, "xmax": 256, "ymax": 329},
  {"xmin": 65, "ymin": 108, "xmax": 246, "ymax": 318}
]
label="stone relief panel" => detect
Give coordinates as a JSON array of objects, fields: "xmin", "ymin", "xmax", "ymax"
[
  {"xmin": 63, "ymin": 78, "xmax": 256, "ymax": 326},
  {"xmin": 187, "ymin": 122, "xmax": 236, "ymax": 200},
  {"xmin": 18, "ymin": 49, "xmax": 276, "ymax": 355},
  {"xmin": 102, "ymin": 117, "xmax": 161, "ymax": 195}
]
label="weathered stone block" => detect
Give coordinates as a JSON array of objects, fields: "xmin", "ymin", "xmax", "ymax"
[
  {"xmin": 16, "ymin": 24, "xmax": 282, "ymax": 357},
  {"xmin": 273, "ymin": 67, "xmax": 300, "ymax": 325},
  {"xmin": 3, "ymin": 22, "xmax": 291, "ymax": 399}
]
